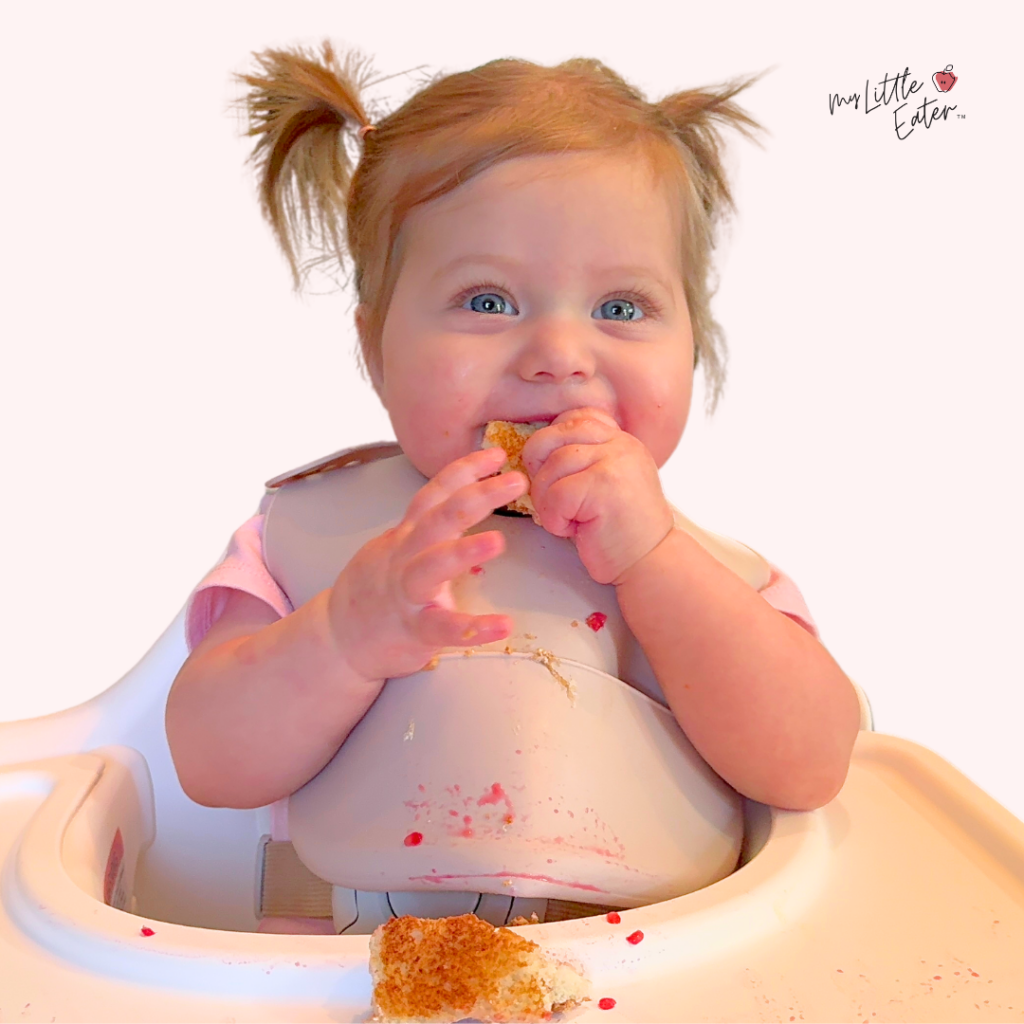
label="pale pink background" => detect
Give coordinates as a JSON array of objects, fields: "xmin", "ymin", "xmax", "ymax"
[{"xmin": 1, "ymin": 0, "xmax": 1020, "ymax": 821}]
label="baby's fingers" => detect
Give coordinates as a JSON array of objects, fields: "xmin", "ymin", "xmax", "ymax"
[
  {"xmin": 403, "ymin": 472, "xmax": 526, "ymax": 557},
  {"xmin": 402, "ymin": 532, "xmax": 504, "ymax": 605},
  {"xmin": 416, "ymin": 605, "xmax": 513, "ymax": 649},
  {"xmin": 404, "ymin": 447, "xmax": 508, "ymax": 523}
]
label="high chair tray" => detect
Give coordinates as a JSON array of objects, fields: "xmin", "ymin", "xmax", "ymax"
[{"xmin": 0, "ymin": 731, "xmax": 1022, "ymax": 1022}]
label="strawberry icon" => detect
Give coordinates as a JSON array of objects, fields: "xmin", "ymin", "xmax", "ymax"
[{"xmin": 932, "ymin": 64, "xmax": 958, "ymax": 92}]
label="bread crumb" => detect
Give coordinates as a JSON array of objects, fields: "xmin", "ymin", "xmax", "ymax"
[
  {"xmin": 422, "ymin": 656, "xmax": 440, "ymax": 671},
  {"xmin": 531, "ymin": 648, "xmax": 576, "ymax": 703},
  {"xmin": 403, "ymin": 720, "xmax": 415, "ymax": 742},
  {"xmin": 509, "ymin": 913, "xmax": 541, "ymax": 926},
  {"xmin": 570, "ymin": 620, "xmax": 579, "ymax": 628},
  {"xmin": 498, "ymin": 640, "xmax": 576, "ymax": 704}
]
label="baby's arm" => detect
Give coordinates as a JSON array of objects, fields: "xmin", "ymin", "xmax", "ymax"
[
  {"xmin": 166, "ymin": 586, "xmax": 381, "ymax": 808},
  {"xmin": 517, "ymin": 408, "xmax": 859, "ymax": 812},
  {"xmin": 614, "ymin": 529, "xmax": 861, "ymax": 811},
  {"xmin": 166, "ymin": 448, "xmax": 529, "ymax": 809}
]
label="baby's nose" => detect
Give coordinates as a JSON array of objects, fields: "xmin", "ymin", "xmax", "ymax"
[{"xmin": 516, "ymin": 322, "xmax": 596, "ymax": 383}]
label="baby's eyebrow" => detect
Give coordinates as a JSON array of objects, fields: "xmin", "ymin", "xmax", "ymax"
[
  {"xmin": 429, "ymin": 252, "xmax": 525, "ymax": 283},
  {"xmin": 431, "ymin": 252, "xmax": 673, "ymax": 296}
]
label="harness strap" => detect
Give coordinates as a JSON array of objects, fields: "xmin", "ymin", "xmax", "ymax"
[
  {"xmin": 258, "ymin": 838, "xmax": 333, "ymax": 919},
  {"xmin": 257, "ymin": 838, "xmax": 621, "ymax": 923}
]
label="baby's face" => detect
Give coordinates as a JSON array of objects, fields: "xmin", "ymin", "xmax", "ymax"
[{"xmin": 363, "ymin": 150, "xmax": 695, "ymax": 479}]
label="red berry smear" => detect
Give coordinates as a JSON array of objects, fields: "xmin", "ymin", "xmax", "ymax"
[
  {"xmin": 140, "ymin": 926, "xmax": 155, "ymax": 937},
  {"xmin": 599, "ymin": 997, "xmax": 617, "ymax": 1010},
  {"xmin": 586, "ymin": 611, "xmax": 608, "ymax": 632},
  {"xmin": 470, "ymin": 565, "xmax": 484, "ymax": 575},
  {"xmin": 606, "ymin": 911, "xmax": 621, "ymax": 924},
  {"xmin": 404, "ymin": 832, "xmax": 423, "ymax": 847},
  {"xmin": 626, "ymin": 930, "xmax": 644, "ymax": 944}
]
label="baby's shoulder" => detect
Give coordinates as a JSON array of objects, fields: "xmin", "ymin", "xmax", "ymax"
[
  {"xmin": 264, "ymin": 441, "xmax": 403, "ymax": 490},
  {"xmin": 669, "ymin": 505, "xmax": 772, "ymax": 591}
]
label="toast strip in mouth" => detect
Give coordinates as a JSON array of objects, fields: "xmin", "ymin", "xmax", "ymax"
[
  {"xmin": 369, "ymin": 913, "xmax": 591, "ymax": 1023},
  {"xmin": 482, "ymin": 420, "xmax": 545, "ymax": 523}
]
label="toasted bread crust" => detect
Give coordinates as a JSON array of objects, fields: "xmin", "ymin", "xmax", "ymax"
[
  {"xmin": 369, "ymin": 914, "xmax": 589, "ymax": 1023},
  {"xmin": 481, "ymin": 421, "xmax": 544, "ymax": 522}
]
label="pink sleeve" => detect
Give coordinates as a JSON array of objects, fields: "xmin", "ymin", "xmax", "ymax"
[
  {"xmin": 758, "ymin": 564, "xmax": 819, "ymax": 639},
  {"xmin": 184, "ymin": 514, "xmax": 293, "ymax": 652}
]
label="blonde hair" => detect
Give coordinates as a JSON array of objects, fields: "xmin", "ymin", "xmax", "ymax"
[{"xmin": 237, "ymin": 40, "xmax": 766, "ymax": 410}]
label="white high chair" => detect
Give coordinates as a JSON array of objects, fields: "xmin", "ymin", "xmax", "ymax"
[{"xmin": 1, "ymin": 599, "xmax": 1023, "ymax": 1021}]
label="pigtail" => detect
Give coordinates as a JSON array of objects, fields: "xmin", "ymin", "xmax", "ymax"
[
  {"xmin": 656, "ymin": 73, "xmax": 769, "ymax": 409},
  {"xmin": 236, "ymin": 40, "xmax": 378, "ymax": 287},
  {"xmin": 656, "ymin": 72, "xmax": 767, "ymax": 220}
]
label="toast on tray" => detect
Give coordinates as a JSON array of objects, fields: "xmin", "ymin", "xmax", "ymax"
[{"xmin": 369, "ymin": 913, "xmax": 590, "ymax": 1023}]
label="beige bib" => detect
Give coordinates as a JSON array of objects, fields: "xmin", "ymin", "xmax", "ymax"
[
  {"xmin": 262, "ymin": 443, "xmax": 761, "ymax": 906},
  {"xmin": 263, "ymin": 444, "xmax": 770, "ymax": 706}
]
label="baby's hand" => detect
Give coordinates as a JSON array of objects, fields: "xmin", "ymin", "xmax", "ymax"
[
  {"xmin": 327, "ymin": 447, "xmax": 528, "ymax": 682},
  {"xmin": 522, "ymin": 408, "xmax": 675, "ymax": 586}
]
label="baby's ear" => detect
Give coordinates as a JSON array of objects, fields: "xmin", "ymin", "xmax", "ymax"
[
  {"xmin": 354, "ymin": 303, "xmax": 368, "ymax": 342},
  {"xmin": 356, "ymin": 304, "xmax": 386, "ymax": 401}
]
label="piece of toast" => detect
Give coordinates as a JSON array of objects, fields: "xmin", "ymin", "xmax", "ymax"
[
  {"xmin": 482, "ymin": 421, "xmax": 544, "ymax": 523},
  {"xmin": 369, "ymin": 913, "xmax": 590, "ymax": 1023}
]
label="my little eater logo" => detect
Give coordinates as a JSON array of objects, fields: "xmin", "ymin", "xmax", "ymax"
[{"xmin": 829, "ymin": 64, "xmax": 961, "ymax": 140}]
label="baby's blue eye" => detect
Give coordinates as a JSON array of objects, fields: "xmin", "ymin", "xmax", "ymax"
[
  {"xmin": 466, "ymin": 293, "xmax": 518, "ymax": 315},
  {"xmin": 595, "ymin": 299, "xmax": 643, "ymax": 322},
  {"xmin": 462, "ymin": 290, "xmax": 647, "ymax": 321}
]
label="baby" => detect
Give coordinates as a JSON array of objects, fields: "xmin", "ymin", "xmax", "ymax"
[{"xmin": 166, "ymin": 41, "xmax": 861, "ymax": 928}]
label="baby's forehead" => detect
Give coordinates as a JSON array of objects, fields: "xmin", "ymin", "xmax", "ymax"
[
  {"xmin": 397, "ymin": 153, "xmax": 685, "ymax": 279},
  {"xmin": 431, "ymin": 149, "xmax": 673, "ymax": 206}
]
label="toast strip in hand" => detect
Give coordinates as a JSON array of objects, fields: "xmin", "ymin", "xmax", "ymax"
[{"xmin": 482, "ymin": 421, "xmax": 544, "ymax": 523}]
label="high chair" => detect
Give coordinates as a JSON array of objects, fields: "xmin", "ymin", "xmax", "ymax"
[{"xmin": 1, "ymin": 457, "xmax": 1022, "ymax": 1021}]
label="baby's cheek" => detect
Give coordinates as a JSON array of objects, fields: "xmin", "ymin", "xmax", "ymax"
[
  {"xmin": 391, "ymin": 378, "xmax": 483, "ymax": 476},
  {"xmin": 624, "ymin": 387, "xmax": 690, "ymax": 467}
]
